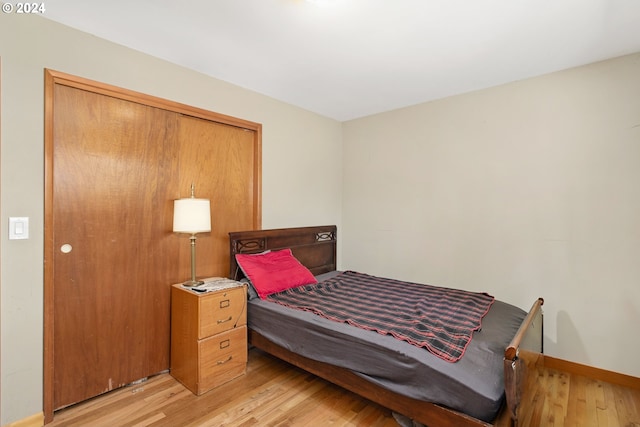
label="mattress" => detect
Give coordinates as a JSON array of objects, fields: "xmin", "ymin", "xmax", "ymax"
[{"xmin": 247, "ymin": 271, "xmax": 526, "ymax": 422}]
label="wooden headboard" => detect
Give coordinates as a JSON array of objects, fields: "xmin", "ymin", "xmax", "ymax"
[{"xmin": 228, "ymin": 225, "xmax": 337, "ymax": 280}]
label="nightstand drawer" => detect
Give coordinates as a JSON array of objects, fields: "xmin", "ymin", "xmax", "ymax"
[
  {"xmin": 198, "ymin": 326, "xmax": 247, "ymax": 392},
  {"xmin": 198, "ymin": 286, "xmax": 246, "ymax": 339}
]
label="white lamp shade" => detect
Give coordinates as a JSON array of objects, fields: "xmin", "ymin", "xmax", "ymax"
[{"xmin": 173, "ymin": 198, "xmax": 211, "ymax": 233}]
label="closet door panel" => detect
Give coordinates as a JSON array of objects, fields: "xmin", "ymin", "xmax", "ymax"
[
  {"xmin": 52, "ymin": 84, "xmax": 180, "ymax": 409},
  {"xmin": 176, "ymin": 116, "xmax": 258, "ymax": 278}
]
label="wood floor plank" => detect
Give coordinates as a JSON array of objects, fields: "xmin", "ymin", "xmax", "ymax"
[
  {"xmin": 565, "ymin": 374, "xmax": 587, "ymax": 426},
  {"xmin": 613, "ymin": 383, "xmax": 640, "ymax": 427},
  {"xmin": 521, "ymin": 370, "xmax": 547, "ymax": 427}
]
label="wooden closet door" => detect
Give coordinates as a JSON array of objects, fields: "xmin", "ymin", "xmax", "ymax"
[
  {"xmin": 45, "ymin": 70, "xmax": 262, "ymax": 421},
  {"xmin": 51, "ymin": 84, "xmax": 180, "ymax": 410}
]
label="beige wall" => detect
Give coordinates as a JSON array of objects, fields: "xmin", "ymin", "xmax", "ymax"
[
  {"xmin": 0, "ymin": 16, "xmax": 342, "ymax": 425},
  {"xmin": 342, "ymin": 52, "xmax": 640, "ymax": 379}
]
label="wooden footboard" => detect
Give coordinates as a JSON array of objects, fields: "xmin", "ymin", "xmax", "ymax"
[{"xmin": 503, "ymin": 298, "xmax": 545, "ymax": 427}]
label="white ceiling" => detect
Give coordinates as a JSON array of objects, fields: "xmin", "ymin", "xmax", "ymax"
[{"xmin": 43, "ymin": 0, "xmax": 640, "ymax": 121}]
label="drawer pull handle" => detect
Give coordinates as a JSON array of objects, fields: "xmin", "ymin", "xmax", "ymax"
[
  {"xmin": 220, "ymin": 299, "xmax": 230, "ymax": 308},
  {"xmin": 217, "ymin": 355, "xmax": 233, "ymax": 365},
  {"xmin": 217, "ymin": 316, "xmax": 232, "ymax": 324},
  {"xmin": 220, "ymin": 339, "xmax": 230, "ymax": 349}
]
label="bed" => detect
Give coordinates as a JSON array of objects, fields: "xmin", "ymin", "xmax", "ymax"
[{"xmin": 229, "ymin": 225, "xmax": 544, "ymax": 427}]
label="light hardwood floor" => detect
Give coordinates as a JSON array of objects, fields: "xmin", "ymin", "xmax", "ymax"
[
  {"xmin": 516, "ymin": 365, "xmax": 640, "ymax": 427},
  {"xmin": 48, "ymin": 349, "xmax": 640, "ymax": 427}
]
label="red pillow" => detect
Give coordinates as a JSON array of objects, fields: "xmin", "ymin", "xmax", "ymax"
[{"xmin": 235, "ymin": 249, "xmax": 317, "ymax": 299}]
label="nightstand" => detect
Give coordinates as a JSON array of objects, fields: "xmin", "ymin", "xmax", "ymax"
[{"xmin": 170, "ymin": 280, "xmax": 247, "ymax": 395}]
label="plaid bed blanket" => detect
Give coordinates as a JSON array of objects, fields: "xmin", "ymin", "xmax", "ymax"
[{"xmin": 266, "ymin": 270, "xmax": 494, "ymax": 362}]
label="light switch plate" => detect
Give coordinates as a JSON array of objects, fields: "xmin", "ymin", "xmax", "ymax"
[{"xmin": 9, "ymin": 217, "xmax": 29, "ymax": 240}]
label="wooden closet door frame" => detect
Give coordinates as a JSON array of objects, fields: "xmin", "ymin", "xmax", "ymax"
[{"xmin": 43, "ymin": 69, "xmax": 262, "ymax": 423}]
